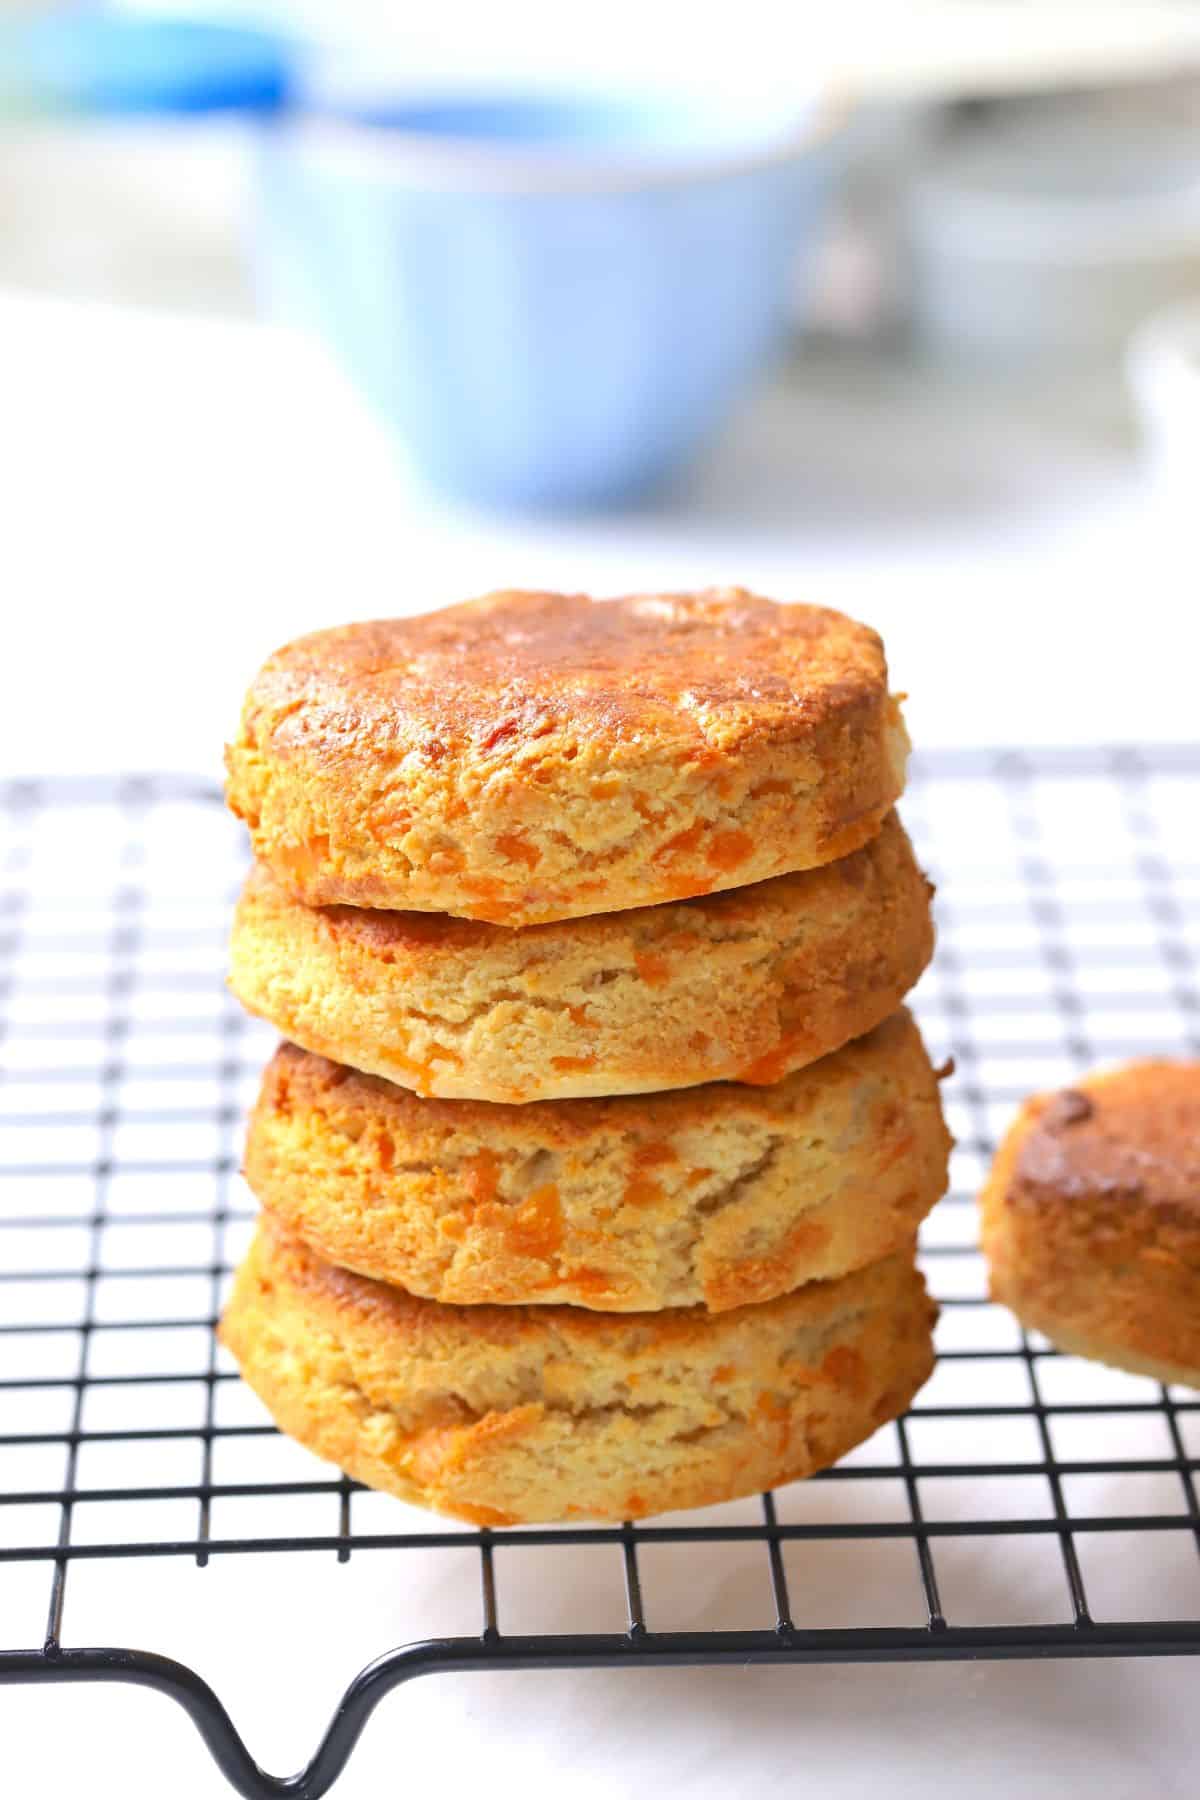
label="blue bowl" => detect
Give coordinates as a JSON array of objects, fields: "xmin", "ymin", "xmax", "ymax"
[{"xmin": 255, "ymin": 88, "xmax": 841, "ymax": 509}]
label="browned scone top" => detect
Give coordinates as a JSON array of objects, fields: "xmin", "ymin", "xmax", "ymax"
[
  {"xmin": 225, "ymin": 589, "xmax": 909, "ymax": 924},
  {"xmin": 228, "ymin": 812, "xmax": 934, "ymax": 1103},
  {"xmin": 244, "ymin": 1010, "xmax": 951, "ymax": 1312},
  {"xmin": 219, "ymin": 1220, "xmax": 937, "ymax": 1525},
  {"xmin": 981, "ymin": 1060, "xmax": 1200, "ymax": 1389}
]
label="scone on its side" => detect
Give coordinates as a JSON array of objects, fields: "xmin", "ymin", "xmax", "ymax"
[
  {"xmin": 219, "ymin": 1221, "xmax": 937, "ymax": 1525},
  {"xmin": 981, "ymin": 1061, "xmax": 1200, "ymax": 1389},
  {"xmin": 245, "ymin": 1010, "xmax": 951, "ymax": 1312},
  {"xmin": 225, "ymin": 589, "xmax": 909, "ymax": 926},
  {"xmin": 228, "ymin": 811, "xmax": 934, "ymax": 1104}
]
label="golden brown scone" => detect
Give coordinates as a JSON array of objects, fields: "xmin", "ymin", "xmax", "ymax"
[
  {"xmin": 219, "ymin": 1221, "xmax": 936, "ymax": 1524},
  {"xmin": 229, "ymin": 812, "xmax": 933, "ymax": 1103},
  {"xmin": 981, "ymin": 1061, "xmax": 1200, "ymax": 1389},
  {"xmin": 225, "ymin": 589, "xmax": 909, "ymax": 926},
  {"xmin": 245, "ymin": 1011, "xmax": 951, "ymax": 1312}
]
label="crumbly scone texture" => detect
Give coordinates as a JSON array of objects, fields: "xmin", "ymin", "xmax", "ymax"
[
  {"xmin": 225, "ymin": 589, "xmax": 909, "ymax": 925},
  {"xmin": 228, "ymin": 812, "xmax": 934, "ymax": 1103},
  {"xmin": 980, "ymin": 1060, "xmax": 1200, "ymax": 1390},
  {"xmin": 245, "ymin": 1010, "xmax": 951, "ymax": 1311},
  {"xmin": 219, "ymin": 1222, "xmax": 936, "ymax": 1524}
]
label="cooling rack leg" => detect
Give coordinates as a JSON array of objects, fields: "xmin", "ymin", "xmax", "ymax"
[
  {"xmin": 6, "ymin": 1623, "xmax": 1200, "ymax": 1800},
  {"xmin": 0, "ymin": 1648, "xmax": 292, "ymax": 1800}
]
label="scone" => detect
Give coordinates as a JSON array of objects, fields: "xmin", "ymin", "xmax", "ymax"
[
  {"xmin": 245, "ymin": 1010, "xmax": 951, "ymax": 1311},
  {"xmin": 229, "ymin": 811, "xmax": 934, "ymax": 1103},
  {"xmin": 981, "ymin": 1061, "xmax": 1200, "ymax": 1388},
  {"xmin": 220, "ymin": 1221, "xmax": 936, "ymax": 1524},
  {"xmin": 225, "ymin": 589, "xmax": 909, "ymax": 925}
]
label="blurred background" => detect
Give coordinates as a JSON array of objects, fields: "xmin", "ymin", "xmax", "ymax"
[
  {"xmin": 4, "ymin": 19, "xmax": 1200, "ymax": 1795},
  {"xmin": 3, "ymin": 0, "xmax": 1200, "ymax": 771}
]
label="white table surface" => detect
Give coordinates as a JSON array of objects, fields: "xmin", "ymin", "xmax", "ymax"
[
  {"xmin": 2, "ymin": 292, "xmax": 1199, "ymax": 1800},
  {"xmin": 3, "ymin": 292, "xmax": 1197, "ymax": 777}
]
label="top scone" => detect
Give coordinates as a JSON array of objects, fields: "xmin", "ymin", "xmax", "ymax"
[{"xmin": 226, "ymin": 589, "xmax": 909, "ymax": 926}]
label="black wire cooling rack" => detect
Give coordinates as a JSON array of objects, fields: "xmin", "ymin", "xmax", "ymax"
[{"xmin": 1, "ymin": 750, "xmax": 1198, "ymax": 1800}]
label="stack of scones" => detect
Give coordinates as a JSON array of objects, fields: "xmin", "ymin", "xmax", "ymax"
[{"xmin": 220, "ymin": 589, "xmax": 949, "ymax": 1526}]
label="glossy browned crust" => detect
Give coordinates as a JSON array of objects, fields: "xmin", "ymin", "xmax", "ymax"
[
  {"xmin": 980, "ymin": 1061, "xmax": 1200, "ymax": 1388},
  {"xmin": 243, "ymin": 1010, "xmax": 951, "ymax": 1311},
  {"xmin": 225, "ymin": 589, "xmax": 909, "ymax": 925},
  {"xmin": 228, "ymin": 813, "xmax": 935, "ymax": 1102},
  {"xmin": 219, "ymin": 1221, "xmax": 936, "ymax": 1524}
]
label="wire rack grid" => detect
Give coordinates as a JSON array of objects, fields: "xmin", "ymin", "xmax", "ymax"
[{"xmin": 0, "ymin": 750, "xmax": 1198, "ymax": 1800}]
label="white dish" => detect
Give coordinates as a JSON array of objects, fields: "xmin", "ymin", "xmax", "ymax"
[
  {"xmin": 1127, "ymin": 299, "xmax": 1200, "ymax": 499},
  {"xmin": 905, "ymin": 119, "xmax": 1200, "ymax": 361}
]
